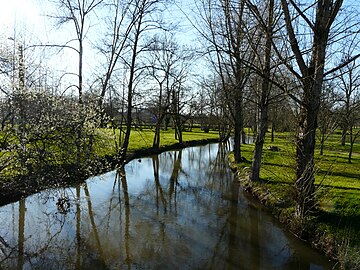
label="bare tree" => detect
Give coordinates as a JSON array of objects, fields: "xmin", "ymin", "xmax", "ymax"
[
  {"xmin": 170, "ymin": 78, "xmax": 188, "ymax": 143},
  {"xmin": 95, "ymin": 0, "xmax": 137, "ymax": 112},
  {"xmin": 196, "ymin": 0, "xmax": 256, "ymax": 162},
  {"xmin": 119, "ymin": 0, "xmax": 166, "ymax": 162},
  {"xmin": 246, "ymin": 0, "xmax": 277, "ymax": 182},
  {"xmin": 198, "ymin": 75, "xmax": 231, "ymax": 141},
  {"xmin": 49, "ymin": 0, "xmax": 103, "ymax": 164},
  {"xmin": 53, "ymin": 0, "xmax": 103, "ymax": 104},
  {"xmin": 142, "ymin": 31, "xmax": 193, "ymax": 148},
  {"xmin": 144, "ymin": 34, "xmax": 179, "ymax": 149},
  {"xmin": 168, "ymin": 49, "xmax": 192, "ymax": 144},
  {"xmin": 336, "ymin": 53, "xmax": 360, "ymax": 163},
  {"xmin": 317, "ymin": 83, "xmax": 338, "ymax": 156},
  {"xmin": 278, "ymin": 0, "xmax": 354, "ymax": 219}
]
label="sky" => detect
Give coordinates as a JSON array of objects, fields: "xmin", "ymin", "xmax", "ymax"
[
  {"xmin": 0, "ymin": 0, "xmax": 204, "ymax": 94},
  {"xmin": 0, "ymin": 0, "xmax": 79, "ymax": 90},
  {"xmin": 0, "ymin": 0, "xmax": 198, "ymax": 50},
  {"xmin": 2, "ymin": 0, "xmax": 360, "ymax": 89},
  {"xmin": 0, "ymin": 0, "xmax": 39, "ymax": 25},
  {"xmin": 0, "ymin": 0, "xmax": 48, "ymax": 41}
]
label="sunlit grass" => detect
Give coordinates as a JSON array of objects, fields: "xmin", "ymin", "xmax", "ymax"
[
  {"xmin": 236, "ymin": 130, "xmax": 360, "ymax": 259},
  {"xmin": 94, "ymin": 127, "xmax": 219, "ymax": 156},
  {"xmin": 0, "ymin": 127, "xmax": 219, "ymax": 180}
]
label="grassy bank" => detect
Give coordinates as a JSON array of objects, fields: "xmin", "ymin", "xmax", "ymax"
[
  {"xmin": 0, "ymin": 127, "xmax": 220, "ymax": 205},
  {"xmin": 228, "ymin": 131, "xmax": 360, "ymax": 269},
  {"xmin": 94, "ymin": 127, "xmax": 220, "ymax": 157}
]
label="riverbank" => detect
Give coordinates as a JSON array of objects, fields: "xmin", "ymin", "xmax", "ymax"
[
  {"xmin": 228, "ymin": 132, "xmax": 360, "ymax": 270},
  {"xmin": 1, "ymin": 128, "xmax": 358, "ymax": 268},
  {"xmin": 0, "ymin": 128, "xmax": 221, "ymax": 206},
  {"xmin": 1, "ymin": 141, "xmax": 333, "ymax": 270}
]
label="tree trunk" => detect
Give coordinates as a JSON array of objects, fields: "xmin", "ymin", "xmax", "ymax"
[
  {"xmin": 173, "ymin": 112, "xmax": 183, "ymax": 143},
  {"xmin": 250, "ymin": 105, "xmax": 268, "ymax": 181},
  {"xmin": 176, "ymin": 124, "xmax": 183, "ymax": 143},
  {"xmin": 320, "ymin": 133, "xmax": 325, "ymax": 156},
  {"xmin": 348, "ymin": 141, "xmax": 353, "ymax": 164},
  {"xmin": 179, "ymin": 125, "xmax": 183, "ymax": 143},
  {"xmin": 153, "ymin": 88, "xmax": 163, "ymax": 149},
  {"xmin": 78, "ymin": 38, "xmax": 83, "ymax": 104},
  {"xmin": 153, "ymin": 122, "xmax": 161, "ymax": 149},
  {"xmin": 219, "ymin": 124, "xmax": 230, "ymax": 142},
  {"xmin": 121, "ymin": 12, "xmax": 143, "ymax": 162},
  {"xmin": 153, "ymin": 113, "xmax": 166, "ymax": 149},
  {"xmin": 233, "ymin": 98, "xmax": 243, "ymax": 162},
  {"xmin": 249, "ymin": 0, "xmax": 273, "ymax": 182},
  {"xmin": 98, "ymin": 74, "xmax": 112, "ymax": 128},
  {"xmin": 341, "ymin": 127, "xmax": 347, "ymax": 146},
  {"xmin": 76, "ymin": 31, "xmax": 84, "ymax": 165},
  {"xmin": 294, "ymin": 96, "xmax": 319, "ymax": 218},
  {"xmin": 348, "ymin": 126, "xmax": 353, "ymax": 163},
  {"xmin": 280, "ymin": 0, "xmax": 342, "ymax": 219}
]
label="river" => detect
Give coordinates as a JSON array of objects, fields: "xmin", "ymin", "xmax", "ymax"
[{"xmin": 0, "ymin": 142, "xmax": 336, "ymax": 270}]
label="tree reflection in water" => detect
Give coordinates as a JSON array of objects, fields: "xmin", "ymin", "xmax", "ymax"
[
  {"xmin": 17, "ymin": 199, "xmax": 25, "ymax": 270},
  {"xmin": 0, "ymin": 143, "xmax": 336, "ymax": 270},
  {"xmin": 75, "ymin": 186, "xmax": 81, "ymax": 270}
]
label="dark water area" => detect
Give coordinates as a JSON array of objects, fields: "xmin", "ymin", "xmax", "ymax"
[{"xmin": 0, "ymin": 143, "xmax": 336, "ymax": 270}]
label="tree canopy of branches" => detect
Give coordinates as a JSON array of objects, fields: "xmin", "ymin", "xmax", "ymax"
[{"xmin": 193, "ymin": 0, "xmax": 359, "ymax": 220}]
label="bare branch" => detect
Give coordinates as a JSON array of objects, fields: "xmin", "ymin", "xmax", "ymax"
[
  {"xmin": 324, "ymin": 53, "xmax": 360, "ymax": 76},
  {"xmin": 280, "ymin": 0, "xmax": 308, "ymax": 76}
]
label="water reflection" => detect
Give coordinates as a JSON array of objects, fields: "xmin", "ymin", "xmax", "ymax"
[
  {"xmin": 18, "ymin": 199, "xmax": 25, "ymax": 270},
  {"xmin": 0, "ymin": 143, "xmax": 335, "ymax": 270},
  {"xmin": 76, "ymin": 186, "xmax": 81, "ymax": 270}
]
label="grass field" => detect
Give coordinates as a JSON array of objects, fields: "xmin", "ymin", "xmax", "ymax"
[
  {"xmin": 230, "ymin": 130, "xmax": 360, "ymax": 267},
  {"xmin": 94, "ymin": 127, "xmax": 220, "ymax": 156}
]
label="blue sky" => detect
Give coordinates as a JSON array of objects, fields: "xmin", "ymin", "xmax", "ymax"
[{"xmin": 0, "ymin": 0, "xmax": 203, "ymax": 92}]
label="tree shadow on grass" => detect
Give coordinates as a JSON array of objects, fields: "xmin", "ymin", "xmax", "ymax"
[
  {"xmin": 318, "ymin": 170, "xmax": 360, "ymax": 182},
  {"xmin": 316, "ymin": 210, "xmax": 360, "ymax": 244}
]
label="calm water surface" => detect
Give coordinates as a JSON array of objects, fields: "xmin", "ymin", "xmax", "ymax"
[{"xmin": 0, "ymin": 143, "xmax": 336, "ymax": 270}]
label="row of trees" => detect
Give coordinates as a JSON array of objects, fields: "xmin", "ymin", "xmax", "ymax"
[
  {"xmin": 0, "ymin": 0, "xmax": 191, "ymax": 174},
  {"xmin": 193, "ymin": 0, "xmax": 360, "ymax": 220},
  {"xmin": 0, "ymin": 0, "xmax": 359, "ymax": 220}
]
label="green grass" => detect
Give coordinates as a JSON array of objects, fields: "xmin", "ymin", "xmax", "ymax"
[
  {"xmin": 0, "ymin": 127, "xmax": 219, "ymax": 180},
  {"xmin": 233, "ymin": 130, "xmax": 360, "ymax": 266},
  {"xmin": 94, "ymin": 127, "xmax": 219, "ymax": 156}
]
